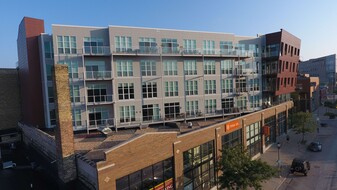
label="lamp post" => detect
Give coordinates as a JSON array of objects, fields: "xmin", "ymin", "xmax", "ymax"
[{"xmin": 277, "ymin": 142, "xmax": 281, "ymax": 177}]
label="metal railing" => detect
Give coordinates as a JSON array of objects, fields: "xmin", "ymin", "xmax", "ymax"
[
  {"xmin": 85, "ymin": 71, "xmax": 112, "ymax": 80},
  {"xmin": 83, "ymin": 46, "xmax": 111, "ymax": 55},
  {"xmin": 87, "ymin": 95, "xmax": 113, "ymax": 104}
]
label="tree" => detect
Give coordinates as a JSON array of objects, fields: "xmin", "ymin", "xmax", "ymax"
[
  {"xmin": 291, "ymin": 112, "xmax": 316, "ymax": 143},
  {"xmin": 217, "ymin": 146, "xmax": 277, "ymax": 190}
]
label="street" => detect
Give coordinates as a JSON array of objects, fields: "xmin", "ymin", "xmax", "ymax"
[{"xmin": 279, "ymin": 119, "xmax": 337, "ymax": 190}]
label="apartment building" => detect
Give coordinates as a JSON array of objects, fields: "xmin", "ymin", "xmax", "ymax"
[
  {"xmin": 17, "ymin": 17, "xmax": 301, "ymax": 190},
  {"xmin": 299, "ymin": 54, "xmax": 336, "ymax": 92}
]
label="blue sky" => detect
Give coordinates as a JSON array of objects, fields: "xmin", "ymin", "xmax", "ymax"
[{"xmin": 1, "ymin": 0, "xmax": 337, "ymax": 68}]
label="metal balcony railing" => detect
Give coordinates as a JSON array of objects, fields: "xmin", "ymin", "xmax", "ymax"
[
  {"xmin": 83, "ymin": 46, "xmax": 111, "ymax": 55},
  {"xmin": 87, "ymin": 95, "xmax": 113, "ymax": 104},
  {"xmin": 85, "ymin": 71, "xmax": 112, "ymax": 80}
]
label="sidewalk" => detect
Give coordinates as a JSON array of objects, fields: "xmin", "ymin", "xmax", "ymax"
[{"xmin": 259, "ymin": 106, "xmax": 327, "ymax": 190}]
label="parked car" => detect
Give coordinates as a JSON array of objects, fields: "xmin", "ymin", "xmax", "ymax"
[
  {"xmin": 290, "ymin": 158, "xmax": 310, "ymax": 176},
  {"xmin": 308, "ymin": 141, "xmax": 322, "ymax": 152},
  {"xmin": 2, "ymin": 161, "xmax": 16, "ymax": 169}
]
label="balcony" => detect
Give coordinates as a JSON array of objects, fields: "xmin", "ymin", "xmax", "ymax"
[
  {"xmin": 262, "ymin": 69, "xmax": 278, "ymax": 75},
  {"xmin": 85, "ymin": 71, "xmax": 112, "ymax": 80},
  {"xmin": 83, "ymin": 46, "xmax": 111, "ymax": 56},
  {"xmin": 87, "ymin": 95, "xmax": 113, "ymax": 105},
  {"xmin": 112, "ymin": 46, "xmax": 254, "ymax": 58}
]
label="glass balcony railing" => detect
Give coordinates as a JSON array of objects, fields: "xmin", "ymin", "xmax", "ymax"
[
  {"xmin": 87, "ymin": 95, "xmax": 113, "ymax": 104},
  {"xmin": 85, "ymin": 71, "xmax": 112, "ymax": 80},
  {"xmin": 83, "ymin": 46, "xmax": 111, "ymax": 55}
]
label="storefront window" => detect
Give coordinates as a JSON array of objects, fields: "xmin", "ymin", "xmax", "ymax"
[
  {"xmin": 246, "ymin": 122, "xmax": 261, "ymax": 157},
  {"xmin": 221, "ymin": 129, "xmax": 242, "ymax": 149}
]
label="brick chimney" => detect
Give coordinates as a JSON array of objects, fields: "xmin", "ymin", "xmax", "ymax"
[{"xmin": 53, "ymin": 64, "xmax": 77, "ymax": 183}]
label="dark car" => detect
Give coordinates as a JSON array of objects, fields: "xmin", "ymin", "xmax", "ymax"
[
  {"xmin": 308, "ymin": 142, "xmax": 322, "ymax": 152},
  {"xmin": 290, "ymin": 158, "xmax": 310, "ymax": 176}
]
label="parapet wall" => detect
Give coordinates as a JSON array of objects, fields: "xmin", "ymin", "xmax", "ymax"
[
  {"xmin": 76, "ymin": 154, "xmax": 98, "ymax": 190},
  {"xmin": 18, "ymin": 122, "xmax": 56, "ymax": 161}
]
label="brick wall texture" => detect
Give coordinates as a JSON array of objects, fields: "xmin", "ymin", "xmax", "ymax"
[{"xmin": 0, "ymin": 69, "xmax": 21, "ymax": 131}]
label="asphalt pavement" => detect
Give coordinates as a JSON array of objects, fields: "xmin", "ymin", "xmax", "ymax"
[{"xmin": 259, "ymin": 106, "xmax": 328, "ymax": 190}]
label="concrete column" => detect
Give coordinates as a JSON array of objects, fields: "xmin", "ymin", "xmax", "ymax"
[{"xmin": 53, "ymin": 64, "xmax": 77, "ymax": 183}]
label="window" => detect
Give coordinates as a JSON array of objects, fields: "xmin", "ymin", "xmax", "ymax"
[
  {"xmin": 250, "ymin": 78, "xmax": 259, "ymax": 91},
  {"xmin": 249, "ymin": 44, "xmax": 259, "ymax": 57},
  {"xmin": 186, "ymin": 100, "xmax": 199, "ymax": 116},
  {"xmin": 139, "ymin": 37, "xmax": 157, "ymax": 53},
  {"xmin": 204, "ymin": 80, "xmax": 216, "ymax": 94},
  {"xmin": 185, "ymin": 80, "xmax": 198, "ymax": 95},
  {"xmin": 70, "ymin": 85, "xmax": 81, "ymax": 103},
  {"xmin": 72, "ymin": 109, "xmax": 82, "ymax": 126},
  {"xmin": 205, "ymin": 99, "xmax": 216, "ymax": 114},
  {"xmin": 84, "ymin": 37, "xmax": 105, "ymax": 54},
  {"xmin": 236, "ymin": 78, "xmax": 247, "ymax": 92},
  {"xmin": 46, "ymin": 64, "xmax": 52, "ymax": 81},
  {"xmin": 88, "ymin": 107, "xmax": 109, "ymax": 126},
  {"xmin": 115, "ymin": 36, "xmax": 132, "ymax": 52},
  {"xmin": 50, "ymin": 109, "xmax": 56, "ymax": 126},
  {"xmin": 203, "ymin": 40, "xmax": 215, "ymax": 54},
  {"xmin": 183, "ymin": 141, "xmax": 215, "ymax": 190},
  {"xmin": 222, "ymin": 79, "xmax": 233, "ymax": 93},
  {"xmin": 44, "ymin": 41, "xmax": 53, "ymax": 58},
  {"xmin": 118, "ymin": 83, "xmax": 135, "ymax": 100},
  {"xmin": 165, "ymin": 81, "xmax": 178, "ymax": 97},
  {"xmin": 164, "ymin": 102, "xmax": 180, "ymax": 119},
  {"xmin": 246, "ymin": 122, "xmax": 261, "ymax": 157},
  {"xmin": 222, "ymin": 129, "xmax": 242, "ymax": 149},
  {"xmin": 116, "ymin": 60, "xmax": 133, "ymax": 77},
  {"xmin": 163, "ymin": 60, "xmax": 177, "ymax": 76},
  {"xmin": 48, "ymin": 86, "xmax": 54, "ymax": 103},
  {"xmin": 87, "ymin": 84, "xmax": 111, "ymax": 103},
  {"xmin": 59, "ymin": 61, "xmax": 79, "ymax": 79},
  {"xmin": 184, "ymin": 60, "xmax": 197, "ymax": 75},
  {"xmin": 237, "ymin": 96, "xmax": 247, "ymax": 110},
  {"xmin": 142, "ymin": 104, "xmax": 160, "ymax": 121},
  {"xmin": 161, "ymin": 38, "xmax": 179, "ymax": 54},
  {"xmin": 204, "ymin": 60, "xmax": 216, "ymax": 75},
  {"xmin": 220, "ymin": 41, "xmax": 233, "ymax": 55},
  {"xmin": 119, "ymin": 105, "xmax": 135, "ymax": 123},
  {"xmin": 116, "ymin": 158, "xmax": 174, "ymax": 190},
  {"xmin": 57, "ymin": 36, "xmax": 76, "ymax": 54},
  {"xmin": 221, "ymin": 60, "xmax": 233, "ymax": 74},
  {"xmin": 183, "ymin": 39, "xmax": 197, "ymax": 54},
  {"xmin": 142, "ymin": 82, "xmax": 157, "ymax": 98},
  {"xmin": 236, "ymin": 44, "xmax": 246, "ymax": 56},
  {"xmin": 222, "ymin": 98, "xmax": 234, "ymax": 113},
  {"xmin": 141, "ymin": 60, "xmax": 156, "ymax": 76},
  {"xmin": 249, "ymin": 95, "xmax": 260, "ymax": 108}
]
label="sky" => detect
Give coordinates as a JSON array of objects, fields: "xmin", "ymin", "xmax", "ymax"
[{"xmin": 1, "ymin": 0, "xmax": 337, "ymax": 68}]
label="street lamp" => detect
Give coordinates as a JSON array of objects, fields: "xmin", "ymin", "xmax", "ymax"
[{"xmin": 277, "ymin": 142, "xmax": 281, "ymax": 177}]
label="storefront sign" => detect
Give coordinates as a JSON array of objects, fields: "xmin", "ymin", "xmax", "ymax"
[
  {"xmin": 150, "ymin": 178, "xmax": 174, "ymax": 190},
  {"xmin": 225, "ymin": 120, "xmax": 240, "ymax": 132}
]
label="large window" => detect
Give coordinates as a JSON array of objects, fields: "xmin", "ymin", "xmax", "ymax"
[
  {"xmin": 142, "ymin": 82, "xmax": 157, "ymax": 98},
  {"xmin": 221, "ymin": 60, "xmax": 233, "ymax": 74},
  {"xmin": 87, "ymin": 84, "xmax": 110, "ymax": 103},
  {"xmin": 164, "ymin": 60, "xmax": 178, "ymax": 76},
  {"xmin": 204, "ymin": 80, "xmax": 216, "ymax": 94},
  {"xmin": 220, "ymin": 41, "xmax": 233, "ymax": 55},
  {"xmin": 184, "ymin": 60, "xmax": 197, "ymax": 75},
  {"xmin": 57, "ymin": 36, "xmax": 77, "ymax": 54},
  {"xmin": 222, "ymin": 79, "xmax": 233, "ymax": 93},
  {"xmin": 70, "ymin": 85, "xmax": 81, "ymax": 103},
  {"xmin": 44, "ymin": 41, "xmax": 53, "ymax": 59},
  {"xmin": 246, "ymin": 122, "xmax": 261, "ymax": 157},
  {"xmin": 185, "ymin": 80, "xmax": 198, "ymax": 96},
  {"xmin": 115, "ymin": 36, "xmax": 132, "ymax": 52},
  {"xmin": 84, "ymin": 37, "xmax": 105, "ymax": 54},
  {"xmin": 142, "ymin": 104, "xmax": 160, "ymax": 121},
  {"xmin": 119, "ymin": 105, "xmax": 135, "ymax": 123},
  {"xmin": 141, "ymin": 60, "xmax": 156, "ymax": 76},
  {"xmin": 203, "ymin": 40, "xmax": 215, "ymax": 54},
  {"xmin": 116, "ymin": 60, "xmax": 133, "ymax": 77},
  {"xmin": 116, "ymin": 158, "xmax": 174, "ymax": 190},
  {"xmin": 164, "ymin": 102, "xmax": 180, "ymax": 119},
  {"xmin": 237, "ymin": 96, "xmax": 247, "ymax": 110},
  {"xmin": 72, "ymin": 109, "xmax": 82, "ymax": 126},
  {"xmin": 88, "ymin": 107, "xmax": 109, "ymax": 126},
  {"xmin": 222, "ymin": 98, "xmax": 234, "ymax": 113},
  {"xmin": 204, "ymin": 60, "xmax": 215, "ymax": 75},
  {"xmin": 118, "ymin": 83, "xmax": 135, "ymax": 100},
  {"xmin": 162, "ymin": 38, "xmax": 179, "ymax": 54},
  {"xmin": 165, "ymin": 81, "xmax": 178, "ymax": 97},
  {"xmin": 222, "ymin": 129, "xmax": 242, "ymax": 149},
  {"xmin": 250, "ymin": 78, "xmax": 259, "ymax": 91},
  {"xmin": 205, "ymin": 99, "xmax": 216, "ymax": 114},
  {"xmin": 183, "ymin": 141, "xmax": 215, "ymax": 190},
  {"xmin": 183, "ymin": 39, "xmax": 197, "ymax": 54},
  {"xmin": 235, "ymin": 78, "xmax": 247, "ymax": 93},
  {"xmin": 48, "ymin": 86, "xmax": 54, "ymax": 103},
  {"xmin": 249, "ymin": 95, "xmax": 260, "ymax": 109},
  {"xmin": 186, "ymin": 100, "xmax": 199, "ymax": 116},
  {"xmin": 278, "ymin": 111, "xmax": 286, "ymax": 135},
  {"xmin": 236, "ymin": 43, "xmax": 246, "ymax": 56},
  {"xmin": 139, "ymin": 37, "xmax": 157, "ymax": 53}
]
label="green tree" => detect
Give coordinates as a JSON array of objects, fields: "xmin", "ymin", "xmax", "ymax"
[
  {"xmin": 217, "ymin": 146, "xmax": 277, "ymax": 190},
  {"xmin": 291, "ymin": 112, "xmax": 316, "ymax": 143}
]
